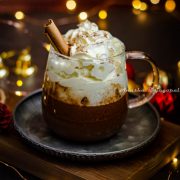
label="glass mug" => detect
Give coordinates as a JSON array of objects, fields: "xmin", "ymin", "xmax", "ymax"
[{"xmin": 42, "ymin": 47, "xmax": 159, "ymax": 142}]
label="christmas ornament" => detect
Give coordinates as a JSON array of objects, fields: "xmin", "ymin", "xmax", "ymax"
[
  {"xmin": 144, "ymin": 69, "xmax": 176, "ymax": 114},
  {"xmin": 143, "ymin": 69, "xmax": 168, "ymax": 90},
  {"xmin": 126, "ymin": 62, "xmax": 135, "ymax": 80},
  {"xmin": 151, "ymin": 92, "xmax": 176, "ymax": 113},
  {"xmin": 128, "ymin": 79, "xmax": 140, "ymax": 93},
  {"xmin": 14, "ymin": 47, "xmax": 36, "ymax": 77},
  {"xmin": 0, "ymin": 103, "xmax": 13, "ymax": 132}
]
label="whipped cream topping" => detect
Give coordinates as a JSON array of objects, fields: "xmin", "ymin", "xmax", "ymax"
[
  {"xmin": 64, "ymin": 20, "xmax": 125, "ymax": 59},
  {"xmin": 45, "ymin": 21, "xmax": 127, "ymax": 106}
]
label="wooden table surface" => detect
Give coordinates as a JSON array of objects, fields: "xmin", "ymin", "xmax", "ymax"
[{"xmin": 0, "ymin": 118, "xmax": 179, "ymax": 180}]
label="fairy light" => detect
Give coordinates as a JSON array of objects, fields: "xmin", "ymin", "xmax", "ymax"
[
  {"xmin": 178, "ymin": 61, "xmax": 180, "ymax": 69},
  {"xmin": 173, "ymin": 158, "xmax": 178, "ymax": 164},
  {"xmin": 165, "ymin": 0, "xmax": 176, "ymax": 13},
  {"xmin": 78, "ymin": 12, "xmax": 88, "ymax": 21},
  {"xmin": 66, "ymin": 0, "xmax": 76, "ymax": 11},
  {"xmin": 150, "ymin": 0, "xmax": 160, "ymax": 4},
  {"xmin": 172, "ymin": 157, "xmax": 179, "ymax": 169},
  {"xmin": 16, "ymin": 80, "xmax": 23, "ymax": 87},
  {"xmin": 15, "ymin": 91, "xmax": 23, "ymax": 96},
  {"xmin": 15, "ymin": 11, "xmax": 25, "ymax": 20},
  {"xmin": 132, "ymin": 0, "xmax": 142, "ymax": 10},
  {"xmin": 98, "ymin": 10, "xmax": 108, "ymax": 20},
  {"xmin": 140, "ymin": 2, "xmax": 148, "ymax": 11}
]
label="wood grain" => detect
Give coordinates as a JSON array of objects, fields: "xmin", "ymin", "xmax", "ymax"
[{"xmin": 0, "ymin": 120, "xmax": 179, "ymax": 179}]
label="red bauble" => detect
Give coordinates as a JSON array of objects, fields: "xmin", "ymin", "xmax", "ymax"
[
  {"xmin": 126, "ymin": 63, "xmax": 135, "ymax": 80},
  {"xmin": 150, "ymin": 92, "xmax": 176, "ymax": 113},
  {"xmin": 0, "ymin": 103, "xmax": 13, "ymax": 132}
]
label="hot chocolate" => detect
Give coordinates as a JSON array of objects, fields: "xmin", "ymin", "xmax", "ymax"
[
  {"xmin": 42, "ymin": 20, "xmax": 128, "ymax": 141},
  {"xmin": 42, "ymin": 20, "xmax": 159, "ymax": 142},
  {"xmin": 42, "ymin": 88, "xmax": 127, "ymax": 142}
]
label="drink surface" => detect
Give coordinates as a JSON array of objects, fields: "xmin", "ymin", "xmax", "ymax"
[{"xmin": 43, "ymin": 20, "xmax": 127, "ymax": 106}]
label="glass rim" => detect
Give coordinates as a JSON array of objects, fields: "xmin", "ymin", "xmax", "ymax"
[{"xmin": 51, "ymin": 46, "xmax": 126, "ymax": 62}]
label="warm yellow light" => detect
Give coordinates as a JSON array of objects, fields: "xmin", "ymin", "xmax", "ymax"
[
  {"xmin": 150, "ymin": 0, "xmax": 160, "ymax": 4},
  {"xmin": 173, "ymin": 158, "xmax": 178, "ymax": 164},
  {"xmin": 15, "ymin": 91, "xmax": 23, "ymax": 96},
  {"xmin": 15, "ymin": 11, "xmax": 25, "ymax": 20},
  {"xmin": 78, "ymin": 12, "xmax": 88, "ymax": 21},
  {"xmin": 178, "ymin": 61, "xmax": 180, "ymax": 69},
  {"xmin": 172, "ymin": 157, "xmax": 178, "ymax": 168},
  {"xmin": 140, "ymin": 2, "xmax": 148, "ymax": 11},
  {"xmin": 132, "ymin": 0, "xmax": 141, "ymax": 10},
  {"xmin": 98, "ymin": 10, "xmax": 108, "ymax": 20},
  {"xmin": 16, "ymin": 80, "xmax": 23, "ymax": 87},
  {"xmin": 43, "ymin": 43, "xmax": 51, "ymax": 52},
  {"xmin": 66, "ymin": 0, "xmax": 76, "ymax": 11},
  {"xmin": 165, "ymin": 0, "xmax": 176, "ymax": 13}
]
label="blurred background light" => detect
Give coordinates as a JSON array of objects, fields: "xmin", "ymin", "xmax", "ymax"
[
  {"xmin": 140, "ymin": 2, "xmax": 148, "ymax": 11},
  {"xmin": 150, "ymin": 0, "xmax": 160, "ymax": 5},
  {"xmin": 15, "ymin": 11, "xmax": 25, "ymax": 20},
  {"xmin": 178, "ymin": 61, "xmax": 180, "ymax": 69},
  {"xmin": 78, "ymin": 12, "xmax": 88, "ymax": 20},
  {"xmin": 16, "ymin": 80, "xmax": 23, "ymax": 87},
  {"xmin": 66, "ymin": 0, "xmax": 76, "ymax": 11},
  {"xmin": 15, "ymin": 91, "xmax": 23, "ymax": 96},
  {"xmin": 132, "ymin": 0, "xmax": 142, "ymax": 10},
  {"xmin": 98, "ymin": 10, "xmax": 108, "ymax": 20},
  {"xmin": 165, "ymin": 0, "xmax": 176, "ymax": 12}
]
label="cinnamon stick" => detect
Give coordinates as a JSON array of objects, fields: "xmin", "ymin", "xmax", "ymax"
[{"xmin": 44, "ymin": 19, "xmax": 69, "ymax": 55}]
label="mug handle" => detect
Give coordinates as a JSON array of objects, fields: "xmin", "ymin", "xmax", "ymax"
[{"xmin": 126, "ymin": 51, "xmax": 159, "ymax": 109}]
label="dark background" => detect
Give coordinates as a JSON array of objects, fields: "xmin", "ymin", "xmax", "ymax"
[{"xmin": 0, "ymin": 0, "xmax": 180, "ymax": 179}]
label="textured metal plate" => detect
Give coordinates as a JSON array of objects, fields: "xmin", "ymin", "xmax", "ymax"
[{"xmin": 13, "ymin": 89, "xmax": 160, "ymax": 161}]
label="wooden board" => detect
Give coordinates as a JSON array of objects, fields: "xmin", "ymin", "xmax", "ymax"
[{"xmin": 0, "ymin": 120, "xmax": 179, "ymax": 179}]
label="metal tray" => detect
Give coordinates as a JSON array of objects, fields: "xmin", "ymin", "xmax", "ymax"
[{"xmin": 13, "ymin": 89, "xmax": 160, "ymax": 161}]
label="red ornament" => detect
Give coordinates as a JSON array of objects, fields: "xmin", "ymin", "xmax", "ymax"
[
  {"xmin": 0, "ymin": 103, "xmax": 13, "ymax": 132},
  {"xmin": 126, "ymin": 63, "xmax": 135, "ymax": 80},
  {"xmin": 151, "ymin": 92, "xmax": 176, "ymax": 113}
]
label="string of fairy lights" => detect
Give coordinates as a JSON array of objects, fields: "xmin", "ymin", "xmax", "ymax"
[{"xmin": 13, "ymin": 0, "xmax": 177, "ymax": 22}]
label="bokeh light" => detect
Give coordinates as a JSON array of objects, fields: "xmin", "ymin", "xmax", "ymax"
[
  {"xmin": 165, "ymin": 0, "xmax": 176, "ymax": 13},
  {"xmin": 15, "ymin": 11, "xmax": 25, "ymax": 20},
  {"xmin": 16, "ymin": 80, "xmax": 23, "ymax": 87},
  {"xmin": 140, "ymin": 2, "xmax": 148, "ymax": 11},
  {"xmin": 66, "ymin": 0, "xmax": 76, "ymax": 11},
  {"xmin": 150, "ymin": 0, "xmax": 160, "ymax": 4},
  {"xmin": 15, "ymin": 91, "xmax": 23, "ymax": 96},
  {"xmin": 78, "ymin": 12, "xmax": 88, "ymax": 21},
  {"xmin": 178, "ymin": 61, "xmax": 180, "ymax": 69},
  {"xmin": 132, "ymin": 0, "xmax": 141, "ymax": 10},
  {"xmin": 98, "ymin": 10, "xmax": 108, "ymax": 20},
  {"xmin": 172, "ymin": 157, "xmax": 178, "ymax": 168}
]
